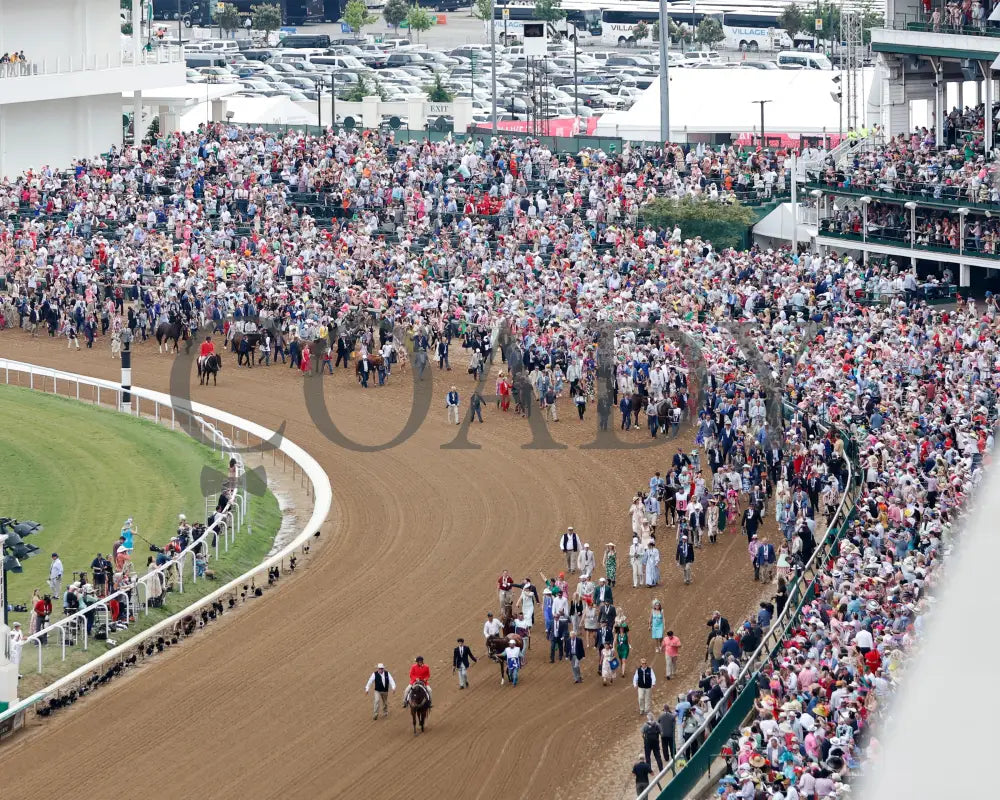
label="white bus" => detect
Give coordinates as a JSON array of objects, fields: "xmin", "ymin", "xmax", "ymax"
[
  {"xmin": 490, "ymin": 2, "xmax": 604, "ymax": 46},
  {"xmin": 600, "ymin": 1, "xmax": 795, "ymax": 51}
]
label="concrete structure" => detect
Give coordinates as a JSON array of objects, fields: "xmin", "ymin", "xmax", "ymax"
[
  {"xmin": 0, "ymin": 0, "xmax": 183, "ymax": 175},
  {"xmin": 790, "ymin": 3, "xmax": 1000, "ymax": 290},
  {"xmin": 872, "ymin": 1, "xmax": 1000, "ymax": 147}
]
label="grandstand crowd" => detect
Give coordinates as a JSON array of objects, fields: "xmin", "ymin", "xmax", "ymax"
[{"xmin": 0, "ymin": 125, "xmax": 994, "ymax": 799}]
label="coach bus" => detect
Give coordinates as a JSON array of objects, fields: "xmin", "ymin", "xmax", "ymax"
[{"xmin": 599, "ymin": 1, "xmax": 794, "ymax": 51}]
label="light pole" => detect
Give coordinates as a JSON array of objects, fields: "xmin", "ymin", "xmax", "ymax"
[
  {"xmin": 317, "ymin": 77, "xmax": 323, "ymax": 128},
  {"xmin": 572, "ymin": 22, "xmax": 579, "ymax": 120},
  {"xmin": 490, "ymin": 0, "xmax": 498, "ymax": 133},
  {"xmin": 751, "ymin": 99, "xmax": 771, "ymax": 148},
  {"xmin": 658, "ymin": 0, "xmax": 670, "ymax": 142},
  {"xmin": 331, "ymin": 76, "xmax": 337, "ymax": 130}
]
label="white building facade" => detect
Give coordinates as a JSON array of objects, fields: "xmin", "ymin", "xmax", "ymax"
[{"xmin": 0, "ymin": 0, "xmax": 183, "ymax": 176}]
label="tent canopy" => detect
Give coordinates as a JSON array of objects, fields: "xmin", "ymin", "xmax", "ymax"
[
  {"xmin": 596, "ymin": 67, "xmax": 877, "ymax": 142},
  {"xmin": 179, "ymin": 95, "xmax": 315, "ymax": 130}
]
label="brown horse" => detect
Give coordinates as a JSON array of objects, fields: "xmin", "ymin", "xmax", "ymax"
[
  {"xmin": 486, "ymin": 634, "xmax": 523, "ymax": 685},
  {"xmin": 355, "ymin": 353, "xmax": 385, "ymax": 383},
  {"xmin": 408, "ymin": 681, "xmax": 430, "ymax": 735}
]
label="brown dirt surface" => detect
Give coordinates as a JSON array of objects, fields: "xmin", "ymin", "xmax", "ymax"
[{"xmin": 0, "ymin": 332, "xmax": 776, "ymax": 800}]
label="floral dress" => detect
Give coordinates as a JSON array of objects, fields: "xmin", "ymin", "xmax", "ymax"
[{"xmin": 604, "ymin": 551, "xmax": 617, "ymax": 586}]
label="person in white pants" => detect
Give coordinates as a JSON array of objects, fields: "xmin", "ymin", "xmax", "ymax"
[
  {"xmin": 446, "ymin": 386, "xmax": 460, "ymax": 424},
  {"xmin": 630, "ymin": 537, "xmax": 645, "ymax": 588}
]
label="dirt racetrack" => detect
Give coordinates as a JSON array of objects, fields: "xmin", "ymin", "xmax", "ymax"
[{"xmin": 1, "ymin": 333, "xmax": 770, "ymax": 800}]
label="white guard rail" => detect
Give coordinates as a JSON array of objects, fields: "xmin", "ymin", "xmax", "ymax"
[{"xmin": 0, "ymin": 358, "xmax": 332, "ymax": 726}]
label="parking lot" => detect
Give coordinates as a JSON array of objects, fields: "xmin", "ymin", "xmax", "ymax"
[{"xmin": 178, "ymin": 8, "xmax": 820, "ymax": 128}]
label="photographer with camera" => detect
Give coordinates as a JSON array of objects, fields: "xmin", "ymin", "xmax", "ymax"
[{"xmin": 91, "ymin": 553, "xmax": 112, "ymax": 597}]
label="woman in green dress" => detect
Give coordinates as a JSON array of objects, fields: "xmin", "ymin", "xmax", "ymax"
[
  {"xmin": 603, "ymin": 543, "xmax": 617, "ymax": 587},
  {"xmin": 614, "ymin": 622, "xmax": 631, "ymax": 678}
]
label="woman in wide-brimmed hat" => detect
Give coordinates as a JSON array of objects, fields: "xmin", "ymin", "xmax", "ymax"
[{"xmin": 603, "ymin": 542, "xmax": 617, "ymax": 587}]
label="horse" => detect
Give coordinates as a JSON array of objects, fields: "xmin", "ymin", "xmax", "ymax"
[
  {"xmin": 486, "ymin": 634, "xmax": 523, "ymax": 686},
  {"xmin": 198, "ymin": 353, "xmax": 222, "ymax": 386},
  {"xmin": 155, "ymin": 319, "xmax": 188, "ymax": 353},
  {"xmin": 408, "ymin": 681, "xmax": 430, "ymax": 735},
  {"xmin": 355, "ymin": 353, "xmax": 385, "ymax": 383},
  {"xmin": 232, "ymin": 332, "xmax": 262, "ymax": 367}
]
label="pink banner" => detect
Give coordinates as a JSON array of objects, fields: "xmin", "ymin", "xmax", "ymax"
[
  {"xmin": 735, "ymin": 132, "xmax": 843, "ymax": 148},
  {"xmin": 469, "ymin": 117, "xmax": 583, "ymax": 136}
]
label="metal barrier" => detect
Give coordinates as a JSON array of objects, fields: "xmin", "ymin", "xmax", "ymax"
[
  {"xmin": 0, "ymin": 358, "xmax": 332, "ymax": 733},
  {"xmin": 637, "ymin": 407, "xmax": 860, "ymax": 799}
]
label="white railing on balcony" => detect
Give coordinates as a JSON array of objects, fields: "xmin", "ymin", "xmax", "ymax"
[{"xmin": 0, "ymin": 47, "xmax": 182, "ymax": 79}]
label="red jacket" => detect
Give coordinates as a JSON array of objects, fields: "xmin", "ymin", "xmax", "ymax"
[{"xmin": 409, "ymin": 663, "xmax": 430, "ymax": 685}]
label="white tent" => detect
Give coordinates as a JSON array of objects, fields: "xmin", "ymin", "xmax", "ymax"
[
  {"xmin": 179, "ymin": 95, "xmax": 315, "ymax": 130},
  {"xmin": 596, "ymin": 67, "xmax": 877, "ymax": 142}
]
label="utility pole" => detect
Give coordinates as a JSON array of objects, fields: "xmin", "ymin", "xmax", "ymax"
[
  {"xmin": 658, "ymin": 0, "xmax": 670, "ymax": 142},
  {"xmin": 331, "ymin": 76, "xmax": 337, "ymax": 130},
  {"xmin": 317, "ymin": 77, "xmax": 323, "ymax": 128},
  {"xmin": 471, "ymin": 50, "xmax": 477, "ymax": 105},
  {"xmin": 791, "ymin": 152, "xmax": 798, "ymax": 252},
  {"xmin": 572, "ymin": 22, "xmax": 579, "ymax": 120},
  {"xmin": 490, "ymin": 0, "xmax": 498, "ymax": 133},
  {"xmin": 751, "ymin": 99, "xmax": 771, "ymax": 148}
]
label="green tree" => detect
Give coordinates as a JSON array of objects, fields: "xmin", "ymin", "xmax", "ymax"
[
  {"xmin": 383, "ymin": 0, "xmax": 408, "ymax": 29},
  {"xmin": 778, "ymin": 4, "xmax": 804, "ymax": 38},
  {"xmin": 640, "ymin": 197, "xmax": 755, "ymax": 251},
  {"xmin": 406, "ymin": 4, "xmax": 434, "ymax": 42},
  {"xmin": 858, "ymin": 1, "xmax": 884, "ymax": 44},
  {"xmin": 534, "ymin": 0, "xmax": 565, "ymax": 23},
  {"xmin": 471, "ymin": 0, "xmax": 493, "ymax": 21},
  {"xmin": 341, "ymin": 74, "xmax": 388, "ymax": 102},
  {"xmin": 216, "ymin": 4, "xmax": 243, "ymax": 35},
  {"xmin": 343, "ymin": 0, "xmax": 377, "ymax": 35},
  {"xmin": 425, "ymin": 72, "xmax": 455, "ymax": 102},
  {"xmin": 633, "ymin": 20, "xmax": 650, "ymax": 45},
  {"xmin": 695, "ymin": 18, "xmax": 725, "ymax": 47},
  {"xmin": 250, "ymin": 3, "xmax": 282, "ymax": 37}
]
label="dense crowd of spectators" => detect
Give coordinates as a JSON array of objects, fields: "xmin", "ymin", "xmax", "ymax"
[
  {"xmin": 813, "ymin": 118, "xmax": 998, "ymax": 203},
  {"xmin": 638, "ymin": 268, "xmax": 993, "ymax": 798},
  {"xmin": 0, "ymin": 125, "xmax": 993, "ymax": 800},
  {"xmin": 821, "ymin": 200, "xmax": 1000, "ymax": 259}
]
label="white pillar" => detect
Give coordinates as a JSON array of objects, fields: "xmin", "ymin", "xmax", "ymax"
[
  {"xmin": 986, "ymin": 77, "xmax": 994, "ymax": 154},
  {"xmin": 159, "ymin": 105, "xmax": 180, "ymax": 136},
  {"xmin": 407, "ymin": 98, "xmax": 427, "ymax": 133},
  {"xmin": 453, "ymin": 97, "xmax": 473, "ymax": 134},
  {"xmin": 935, "ymin": 69, "xmax": 944, "ymax": 144},
  {"xmin": 361, "ymin": 96, "xmax": 380, "ymax": 130},
  {"xmin": 960, "ymin": 264, "xmax": 971, "ymax": 287},
  {"xmin": 132, "ymin": 0, "xmax": 142, "ymax": 60},
  {"xmin": 211, "ymin": 99, "xmax": 228, "ymax": 123},
  {"xmin": 133, "ymin": 91, "xmax": 142, "ymax": 144}
]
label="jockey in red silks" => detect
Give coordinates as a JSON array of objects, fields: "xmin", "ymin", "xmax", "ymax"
[
  {"xmin": 403, "ymin": 656, "xmax": 432, "ymax": 708},
  {"xmin": 199, "ymin": 336, "xmax": 215, "ymax": 369}
]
